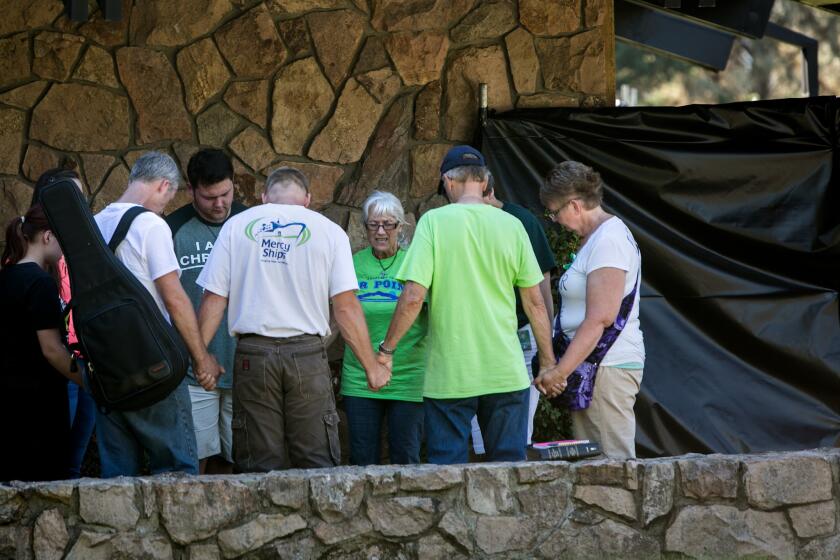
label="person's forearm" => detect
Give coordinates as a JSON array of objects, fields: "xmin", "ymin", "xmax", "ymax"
[
  {"xmin": 37, "ymin": 330, "xmax": 82, "ymax": 385},
  {"xmin": 333, "ymin": 292, "xmax": 377, "ymax": 372},
  {"xmin": 539, "ymin": 272, "xmax": 554, "ymax": 326},
  {"xmin": 156, "ymin": 273, "xmax": 220, "ymax": 389},
  {"xmin": 383, "ymin": 282, "xmax": 426, "ymax": 350},
  {"xmin": 168, "ymin": 291, "xmax": 210, "ymax": 363},
  {"xmin": 198, "ymin": 290, "xmax": 228, "ymax": 346},
  {"xmin": 555, "ymin": 318, "xmax": 605, "ymax": 377},
  {"xmin": 520, "ymin": 285, "xmax": 555, "ymax": 369}
]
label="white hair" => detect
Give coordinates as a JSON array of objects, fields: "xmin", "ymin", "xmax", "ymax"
[
  {"xmin": 361, "ymin": 191, "xmax": 409, "ymax": 248},
  {"xmin": 129, "ymin": 151, "xmax": 180, "ymax": 191},
  {"xmin": 362, "ymin": 190, "xmax": 406, "ymax": 225}
]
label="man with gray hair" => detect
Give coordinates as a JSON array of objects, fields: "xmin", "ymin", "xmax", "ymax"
[
  {"xmin": 93, "ymin": 151, "xmax": 221, "ymax": 477},
  {"xmin": 197, "ymin": 167, "xmax": 390, "ymax": 471},
  {"xmin": 377, "ymin": 145, "xmax": 562, "ymax": 464}
]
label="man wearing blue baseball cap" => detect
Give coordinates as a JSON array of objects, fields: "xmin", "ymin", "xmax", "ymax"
[{"xmin": 376, "ymin": 145, "xmax": 563, "ymax": 463}]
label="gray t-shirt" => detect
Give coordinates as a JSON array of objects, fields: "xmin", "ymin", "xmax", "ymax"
[{"xmin": 166, "ymin": 202, "xmax": 246, "ymax": 388}]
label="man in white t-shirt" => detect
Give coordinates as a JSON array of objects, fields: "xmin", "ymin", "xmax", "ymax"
[
  {"xmin": 93, "ymin": 151, "xmax": 221, "ymax": 477},
  {"xmin": 197, "ymin": 167, "xmax": 390, "ymax": 471}
]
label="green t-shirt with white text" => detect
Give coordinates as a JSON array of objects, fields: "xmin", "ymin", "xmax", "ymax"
[
  {"xmin": 341, "ymin": 247, "xmax": 428, "ymax": 402},
  {"xmin": 397, "ymin": 203, "xmax": 543, "ymax": 399}
]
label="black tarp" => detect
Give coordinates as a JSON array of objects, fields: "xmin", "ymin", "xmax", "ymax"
[{"xmin": 480, "ymin": 97, "xmax": 840, "ymax": 457}]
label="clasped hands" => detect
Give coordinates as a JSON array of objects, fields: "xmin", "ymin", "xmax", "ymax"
[
  {"xmin": 194, "ymin": 353, "xmax": 223, "ymax": 391},
  {"xmin": 534, "ymin": 363, "xmax": 569, "ymax": 399},
  {"xmin": 367, "ymin": 350, "xmax": 393, "ymax": 392}
]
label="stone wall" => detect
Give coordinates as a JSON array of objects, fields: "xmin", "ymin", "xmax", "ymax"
[
  {"xmin": 1, "ymin": 449, "xmax": 839, "ymax": 559},
  {"xmin": 0, "ymin": 0, "xmax": 614, "ymax": 250}
]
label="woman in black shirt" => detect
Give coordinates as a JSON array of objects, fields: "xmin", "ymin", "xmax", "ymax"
[{"xmin": 1, "ymin": 204, "xmax": 82, "ymax": 482}]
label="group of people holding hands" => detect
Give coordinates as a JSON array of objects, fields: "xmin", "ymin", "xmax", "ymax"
[{"xmin": 1, "ymin": 143, "xmax": 644, "ymax": 482}]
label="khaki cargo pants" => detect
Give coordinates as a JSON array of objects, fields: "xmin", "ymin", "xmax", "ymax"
[
  {"xmin": 232, "ymin": 334, "xmax": 340, "ymax": 472},
  {"xmin": 571, "ymin": 366, "xmax": 643, "ymax": 459}
]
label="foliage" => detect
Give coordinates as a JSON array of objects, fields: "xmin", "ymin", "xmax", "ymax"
[{"xmin": 545, "ymin": 223, "xmax": 580, "ymax": 272}]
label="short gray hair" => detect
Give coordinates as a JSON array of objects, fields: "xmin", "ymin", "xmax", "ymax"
[
  {"xmin": 362, "ymin": 191, "xmax": 406, "ymax": 224},
  {"xmin": 129, "ymin": 151, "xmax": 181, "ymax": 190},
  {"xmin": 541, "ymin": 160, "xmax": 604, "ymax": 209},
  {"xmin": 265, "ymin": 166, "xmax": 309, "ymax": 193},
  {"xmin": 443, "ymin": 165, "xmax": 490, "ymax": 184}
]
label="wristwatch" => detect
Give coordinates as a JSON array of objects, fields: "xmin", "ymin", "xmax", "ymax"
[{"xmin": 378, "ymin": 341, "xmax": 395, "ymax": 355}]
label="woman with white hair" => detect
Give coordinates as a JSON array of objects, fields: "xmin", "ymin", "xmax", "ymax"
[{"xmin": 340, "ymin": 191, "xmax": 428, "ymax": 465}]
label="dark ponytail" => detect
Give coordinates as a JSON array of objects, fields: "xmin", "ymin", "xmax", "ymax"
[{"xmin": 2, "ymin": 205, "xmax": 51, "ymax": 267}]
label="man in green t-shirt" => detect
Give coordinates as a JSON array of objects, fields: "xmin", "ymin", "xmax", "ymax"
[
  {"xmin": 469, "ymin": 173, "xmax": 557, "ymax": 454},
  {"xmin": 377, "ymin": 146, "xmax": 566, "ymax": 464}
]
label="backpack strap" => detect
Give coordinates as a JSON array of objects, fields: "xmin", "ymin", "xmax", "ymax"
[{"xmin": 108, "ymin": 206, "xmax": 149, "ymax": 253}]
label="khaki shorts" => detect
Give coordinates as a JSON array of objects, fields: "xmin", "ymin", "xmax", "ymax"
[{"xmin": 188, "ymin": 385, "xmax": 233, "ymax": 462}]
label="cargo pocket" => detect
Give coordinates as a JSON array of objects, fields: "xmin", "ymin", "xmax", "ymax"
[
  {"xmin": 323, "ymin": 412, "xmax": 341, "ymax": 466},
  {"xmin": 231, "ymin": 415, "xmax": 250, "ymax": 471},
  {"xmin": 292, "ymin": 344, "xmax": 330, "ymax": 400}
]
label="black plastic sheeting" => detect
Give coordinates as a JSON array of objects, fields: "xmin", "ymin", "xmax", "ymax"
[{"xmin": 480, "ymin": 97, "xmax": 840, "ymax": 457}]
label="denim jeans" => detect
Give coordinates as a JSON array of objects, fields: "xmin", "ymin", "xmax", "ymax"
[
  {"xmin": 343, "ymin": 396, "xmax": 424, "ymax": 465},
  {"xmin": 472, "ymin": 325, "xmax": 541, "ymax": 453},
  {"xmin": 95, "ymin": 379, "xmax": 198, "ymax": 477},
  {"xmin": 424, "ymin": 388, "xmax": 529, "ymax": 464},
  {"xmin": 67, "ymin": 381, "xmax": 96, "ymax": 478}
]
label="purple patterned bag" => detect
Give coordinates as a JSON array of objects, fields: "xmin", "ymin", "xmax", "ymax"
[{"xmin": 534, "ymin": 273, "xmax": 639, "ymax": 411}]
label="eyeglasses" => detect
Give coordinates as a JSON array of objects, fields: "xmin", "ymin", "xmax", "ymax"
[
  {"xmin": 545, "ymin": 198, "xmax": 578, "ymax": 219},
  {"xmin": 365, "ymin": 221, "xmax": 399, "ymax": 231}
]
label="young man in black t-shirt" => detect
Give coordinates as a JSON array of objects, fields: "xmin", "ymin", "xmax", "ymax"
[{"xmin": 166, "ymin": 149, "xmax": 246, "ymax": 474}]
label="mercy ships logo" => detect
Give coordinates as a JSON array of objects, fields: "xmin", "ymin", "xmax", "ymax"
[{"xmin": 245, "ymin": 217, "xmax": 311, "ymax": 264}]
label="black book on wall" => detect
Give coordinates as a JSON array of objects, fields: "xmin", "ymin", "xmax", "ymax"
[{"xmin": 531, "ymin": 440, "xmax": 602, "ymax": 461}]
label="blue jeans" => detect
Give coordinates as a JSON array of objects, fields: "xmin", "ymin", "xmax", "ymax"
[
  {"xmin": 343, "ymin": 396, "xmax": 424, "ymax": 465},
  {"xmin": 424, "ymin": 388, "xmax": 529, "ymax": 464},
  {"xmin": 67, "ymin": 382, "xmax": 96, "ymax": 478},
  {"xmin": 95, "ymin": 379, "xmax": 198, "ymax": 477}
]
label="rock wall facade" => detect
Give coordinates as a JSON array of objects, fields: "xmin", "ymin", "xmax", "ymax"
[
  {"xmin": 0, "ymin": 0, "xmax": 614, "ymax": 249},
  {"xmin": 1, "ymin": 449, "xmax": 839, "ymax": 559}
]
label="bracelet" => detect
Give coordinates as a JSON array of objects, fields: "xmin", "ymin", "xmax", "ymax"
[{"xmin": 378, "ymin": 341, "xmax": 395, "ymax": 355}]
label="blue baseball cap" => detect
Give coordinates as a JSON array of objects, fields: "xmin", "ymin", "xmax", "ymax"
[
  {"xmin": 438, "ymin": 145, "xmax": 486, "ymax": 196},
  {"xmin": 439, "ymin": 145, "xmax": 486, "ymax": 175}
]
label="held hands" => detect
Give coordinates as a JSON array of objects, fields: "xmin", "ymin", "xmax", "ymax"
[
  {"xmin": 367, "ymin": 352, "xmax": 393, "ymax": 391},
  {"xmin": 534, "ymin": 364, "xmax": 568, "ymax": 399},
  {"xmin": 195, "ymin": 353, "xmax": 223, "ymax": 391}
]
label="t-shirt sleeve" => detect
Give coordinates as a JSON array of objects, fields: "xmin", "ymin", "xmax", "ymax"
[
  {"xmin": 27, "ymin": 276, "xmax": 63, "ymax": 331},
  {"xmin": 144, "ymin": 217, "xmax": 181, "ymax": 281},
  {"xmin": 584, "ymin": 227, "xmax": 635, "ymax": 274},
  {"xmin": 396, "ymin": 214, "xmax": 434, "ymax": 289},
  {"xmin": 514, "ymin": 223, "xmax": 545, "ymax": 288},
  {"xmin": 329, "ymin": 229, "xmax": 360, "ymax": 297},
  {"xmin": 197, "ymin": 221, "xmax": 232, "ymax": 297}
]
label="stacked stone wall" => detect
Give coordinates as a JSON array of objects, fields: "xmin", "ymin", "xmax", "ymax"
[
  {"xmin": 1, "ymin": 449, "xmax": 839, "ymax": 559},
  {"xmin": 0, "ymin": 0, "xmax": 613, "ymax": 249}
]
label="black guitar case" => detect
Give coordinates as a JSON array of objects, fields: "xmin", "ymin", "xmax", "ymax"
[{"xmin": 39, "ymin": 179, "xmax": 188, "ymax": 411}]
